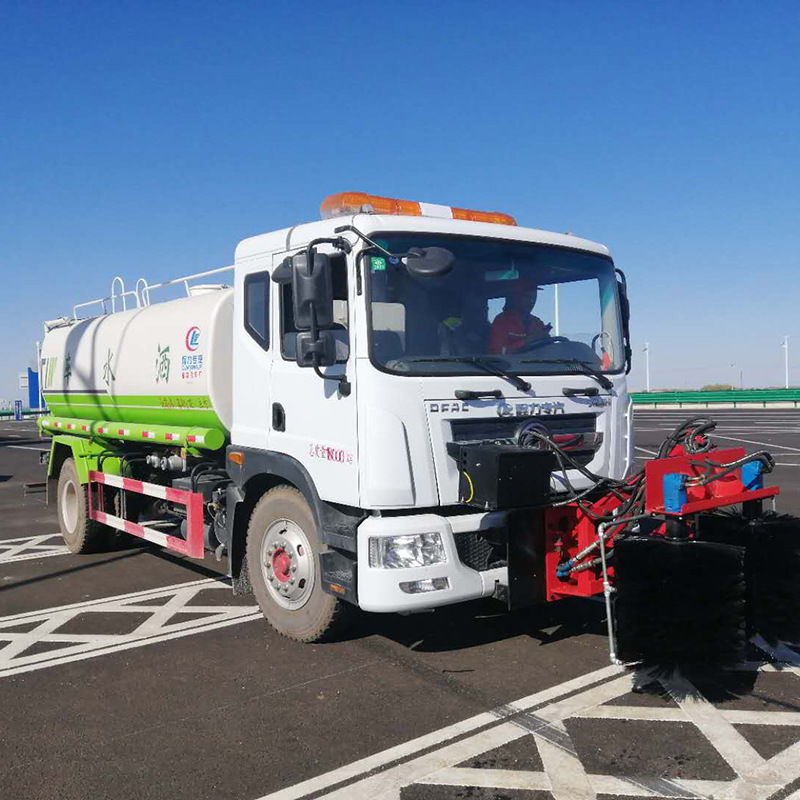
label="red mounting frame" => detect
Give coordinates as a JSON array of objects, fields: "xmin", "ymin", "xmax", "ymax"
[
  {"xmin": 644, "ymin": 447, "xmax": 779, "ymax": 515},
  {"xmin": 87, "ymin": 470, "xmax": 205, "ymax": 558}
]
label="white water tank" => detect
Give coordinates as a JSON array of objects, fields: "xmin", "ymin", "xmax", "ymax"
[{"xmin": 40, "ymin": 289, "xmax": 233, "ymax": 432}]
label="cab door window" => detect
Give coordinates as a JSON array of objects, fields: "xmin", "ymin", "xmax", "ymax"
[{"xmin": 244, "ymin": 271, "xmax": 270, "ymax": 350}]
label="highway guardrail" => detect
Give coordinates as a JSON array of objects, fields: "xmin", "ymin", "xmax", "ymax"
[{"xmin": 631, "ymin": 390, "xmax": 800, "ymax": 408}]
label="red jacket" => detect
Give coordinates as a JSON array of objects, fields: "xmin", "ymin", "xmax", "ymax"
[{"xmin": 489, "ymin": 310, "xmax": 548, "ymax": 354}]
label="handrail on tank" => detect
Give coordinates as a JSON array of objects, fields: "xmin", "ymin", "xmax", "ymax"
[
  {"xmin": 73, "ymin": 297, "xmax": 109, "ymax": 319},
  {"xmin": 138, "ymin": 265, "xmax": 234, "ymax": 307},
  {"xmin": 73, "ymin": 276, "xmax": 141, "ymax": 320},
  {"xmin": 135, "ymin": 277, "xmax": 149, "ymax": 308},
  {"xmin": 110, "ymin": 276, "xmax": 131, "ymax": 313},
  {"xmin": 72, "ymin": 267, "xmax": 233, "ymax": 319}
]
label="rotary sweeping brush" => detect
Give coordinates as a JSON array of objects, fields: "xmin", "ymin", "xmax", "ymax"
[
  {"xmin": 613, "ymin": 533, "xmax": 748, "ymax": 666},
  {"xmin": 700, "ymin": 511, "xmax": 800, "ymax": 645}
]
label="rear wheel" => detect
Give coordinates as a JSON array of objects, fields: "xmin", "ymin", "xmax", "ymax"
[
  {"xmin": 57, "ymin": 458, "xmax": 104, "ymax": 553},
  {"xmin": 246, "ymin": 485, "xmax": 354, "ymax": 642}
]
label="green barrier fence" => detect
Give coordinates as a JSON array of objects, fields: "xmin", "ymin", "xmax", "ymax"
[
  {"xmin": 0, "ymin": 408, "xmax": 48, "ymax": 418},
  {"xmin": 632, "ymin": 389, "xmax": 800, "ymax": 407}
]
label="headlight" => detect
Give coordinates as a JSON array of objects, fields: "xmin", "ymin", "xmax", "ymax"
[{"xmin": 368, "ymin": 533, "xmax": 447, "ymax": 569}]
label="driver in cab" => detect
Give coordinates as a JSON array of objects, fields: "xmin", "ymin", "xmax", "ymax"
[{"xmin": 489, "ymin": 279, "xmax": 552, "ymax": 355}]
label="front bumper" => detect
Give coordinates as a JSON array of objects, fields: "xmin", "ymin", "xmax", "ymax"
[{"xmin": 356, "ymin": 511, "xmax": 508, "ymax": 612}]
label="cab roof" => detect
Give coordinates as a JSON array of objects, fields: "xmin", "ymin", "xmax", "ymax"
[{"xmin": 234, "ymin": 213, "xmax": 611, "ymax": 263}]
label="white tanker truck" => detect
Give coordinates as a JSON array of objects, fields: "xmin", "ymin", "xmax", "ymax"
[{"xmin": 39, "ymin": 192, "xmax": 635, "ymax": 643}]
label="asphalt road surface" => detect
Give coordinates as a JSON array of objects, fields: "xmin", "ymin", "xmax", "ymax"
[{"xmin": 3, "ymin": 410, "xmax": 800, "ymax": 800}]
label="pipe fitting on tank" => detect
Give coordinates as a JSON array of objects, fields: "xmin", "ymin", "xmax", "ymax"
[{"xmin": 160, "ymin": 455, "xmax": 186, "ymax": 472}]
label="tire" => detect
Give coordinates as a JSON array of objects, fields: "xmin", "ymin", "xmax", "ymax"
[
  {"xmin": 246, "ymin": 485, "xmax": 354, "ymax": 642},
  {"xmin": 57, "ymin": 458, "xmax": 104, "ymax": 554}
]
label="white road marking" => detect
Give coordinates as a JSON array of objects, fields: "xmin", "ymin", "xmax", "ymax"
[
  {"xmin": 258, "ymin": 657, "xmax": 800, "ymax": 800},
  {"xmin": 663, "ymin": 672, "xmax": 766, "ymax": 779},
  {"xmin": 423, "ymin": 766, "xmax": 549, "ymax": 791},
  {"xmin": 712, "ymin": 434, "xmax": 800, "ymax": 453},
  {"xmin": 536, "ymin": 721, "xmax": 594, "ymax": 800},
  {"xmin": 4, "ymin": 445, "xmax": 49, "ymax": 452},
  {"xmin": 0, "ymin": 577, "xmax": 261, "ymax": 678},
  {"xmin": 0, "ymin": 534, "xmax": 69, "ymax": 563},
  {"xmin": 635, "ymin": 445, "xmax": 658, "ymax": 455},
  {"xmin": 579, "ymin": 706, "xmax": 800, "ymax": 725},
  {"xmin": 258, "ymin": 664, "xmax": 623, "ymax": 800}
]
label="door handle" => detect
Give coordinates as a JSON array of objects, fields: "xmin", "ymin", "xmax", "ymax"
[{"xmin": 272, "ymin": 403, "xmax": 286, "ymax": 432}]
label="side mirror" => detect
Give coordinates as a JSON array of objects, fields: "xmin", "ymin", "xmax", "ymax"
[
  {"xmin": 283, "ymin": 251, "xmax": 334, "ymax": 330},
  {"xmin": 403, "ymin": 247, "xmax": 455, "ymax": 278},
  {"xmin": 296, "ymin": 330, "xmax": 337, "ymax": 368}
]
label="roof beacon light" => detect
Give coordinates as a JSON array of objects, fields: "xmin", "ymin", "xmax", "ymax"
[{"xmin": 320, "ymin": 192, "xmax": 516, "ymax": 226}]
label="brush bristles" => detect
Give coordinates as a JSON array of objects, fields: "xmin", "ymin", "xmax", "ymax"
[
  {"xmin": 614, "ymin": 537, "xmax": 747, "ymax": 666},
  {"xmin": 700, "ymin": 512, "xmax": 800, "ymax": 644}
]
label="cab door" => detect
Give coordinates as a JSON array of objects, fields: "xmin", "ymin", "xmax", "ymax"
[
  {"xmin": 231, "ymin": 264, "xmax": 273, "ymax": 451},
  {"xmin": 267, "ymin": 248, "xmax": 360, "ymax": 507}
]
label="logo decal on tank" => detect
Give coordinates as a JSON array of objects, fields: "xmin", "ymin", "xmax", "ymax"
[
  {"xmin": 155, "ymin": 345, "xmax": 171, "ymax": 384},
  {"xmin": 185, "ymin": 326, "xmax": 201, "ymax": 351},
  {"xmin": 102, "ymin": 349, "xmax": 116, "ymax": 387},
  {"xmin": 181, "ymin": 353, "xmax": 204, "ymax": 381}
]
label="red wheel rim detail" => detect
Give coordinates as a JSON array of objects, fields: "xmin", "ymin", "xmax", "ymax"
[{"xmin": 272, "ymin": 549, "xmax": 292, "ymax": 583}]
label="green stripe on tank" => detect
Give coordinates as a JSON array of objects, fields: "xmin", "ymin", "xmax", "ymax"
[{"xmin": 43, "ymin": 393, "xmax": 224, "ymax": 430}]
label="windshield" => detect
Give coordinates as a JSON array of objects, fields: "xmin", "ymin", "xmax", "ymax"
[{"xmin": 367, "ymin": 234, "xmax": 624, "ymax": 379}]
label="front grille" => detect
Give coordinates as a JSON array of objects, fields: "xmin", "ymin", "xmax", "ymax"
[
  {"xmin": 450, "ymin": 413, "xmax": 595, "ymax": 443},
  {"xmin": 450, "ymin": 413, "xmax": 599, "ymax": 467},
  {"xmin": 454, "ymin": 532, "xmax": 506, "ymax": 572}
]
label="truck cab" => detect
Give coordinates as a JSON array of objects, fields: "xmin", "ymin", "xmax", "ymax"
[{"xmin": 227, "ymin": 192, "xmax": 634, "ymax": 621}]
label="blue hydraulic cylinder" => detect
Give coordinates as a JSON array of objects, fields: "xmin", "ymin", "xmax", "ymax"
[
  {"xmin": 663, "ymin": 473, "xmax": 688, "ymax": 513},
  {"xmin": 742, "ymin": 461, "xmax": 764, "ymax": 491}
]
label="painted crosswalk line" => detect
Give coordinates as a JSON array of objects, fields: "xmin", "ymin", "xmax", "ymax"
[
  {"xmin": 0, "ymin": 533, "xmax": 70, "ymax": 563},
  {"xmin": 0, "ymin": 577, "xmax": 261, "ymax": 677}
]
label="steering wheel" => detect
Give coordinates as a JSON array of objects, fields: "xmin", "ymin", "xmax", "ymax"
[
  {"xmin": 591, "ymin": 331, "xmax": 614, "ymax": 364},
  {"xmin": 517, "ymin": 335, "xmax": 570, "ymax": 354}
]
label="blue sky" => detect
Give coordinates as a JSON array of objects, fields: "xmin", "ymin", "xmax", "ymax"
[{"xmin": 1, "ymin": 0, "xmax": 799, "ymax": 401}]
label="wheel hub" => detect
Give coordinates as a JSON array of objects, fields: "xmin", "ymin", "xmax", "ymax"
[
  {"xmin": 272, "ymin": 548, "xmax": 292, "ymax": 583},
  {"xmin": 260, "ymin": 519, "xmax": 314, "ymax": 610}
]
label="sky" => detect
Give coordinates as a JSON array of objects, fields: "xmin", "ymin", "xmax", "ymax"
[{"xmin": 1, "ymin": 0, "xmax": 799, "ymax": 402}]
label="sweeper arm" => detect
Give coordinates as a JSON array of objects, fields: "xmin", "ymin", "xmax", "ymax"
[{"xmin": 521, "ymin": 417, "xmax": 798, "ymax": 666}]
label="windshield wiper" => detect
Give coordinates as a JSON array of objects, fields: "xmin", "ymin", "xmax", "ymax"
[
  {"xmin": 404, "ymin": 356, "xmax": 531, "ymax": 392},
  {"xmin": 519, "ymin": 358, "xmax": 613, "ymax": 391}
]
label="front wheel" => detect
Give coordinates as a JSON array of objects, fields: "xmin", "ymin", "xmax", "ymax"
[
  {"xmin": 57, "ymin": 458, "xmax": 104, "ymax": 553},
  {"xmin": 246, "ymin": 486, "xmax": 355, "ymax": 642}
]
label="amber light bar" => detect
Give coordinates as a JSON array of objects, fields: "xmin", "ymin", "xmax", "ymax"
[{"xmin": 320, "ymin": 191, "xmax": 517, "ymax": 226}]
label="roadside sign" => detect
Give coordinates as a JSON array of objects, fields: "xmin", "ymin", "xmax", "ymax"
[{"xmin": 14, "ymin": 400, "xmax": 22, "ymax": 421}]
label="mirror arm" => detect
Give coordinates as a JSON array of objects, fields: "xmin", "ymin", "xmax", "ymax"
[
  {"xmin": 306, "ymin": 236, "xmax": 352, "ymax": 258},
  {"xmin": 334, "ymin": 225, "xmax": 416, "ymax": 260},
  {"xmin": 313, "ymin": 365, "xmax": 351, "ymax": 397}
]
